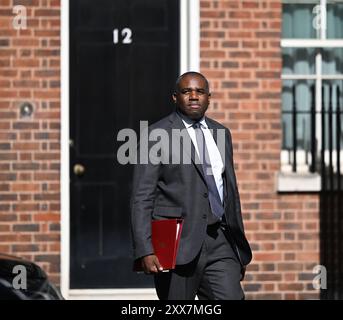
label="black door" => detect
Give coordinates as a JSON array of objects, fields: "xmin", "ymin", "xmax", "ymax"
[{"xmin": 70, "ymin": 0, "xmax": 179, "ymax": 288}]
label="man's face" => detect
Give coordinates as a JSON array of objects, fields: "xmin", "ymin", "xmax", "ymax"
[{"xmin": 172, "ymin": 74, "xmax": 211, "ymax": 121}]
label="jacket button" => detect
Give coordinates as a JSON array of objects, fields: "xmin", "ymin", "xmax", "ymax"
[
  {"xmin": 202, "ymin": 214, "xmax": 207, "ymax": 219},
  {"xmin": 203, "ymin": 193, "xmax": 208, "ymax": 198}
]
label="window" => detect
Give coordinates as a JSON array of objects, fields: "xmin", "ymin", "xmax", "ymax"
[{"xmin": 280, "ymin": 0, "xmax": 343, "ymax": 191}]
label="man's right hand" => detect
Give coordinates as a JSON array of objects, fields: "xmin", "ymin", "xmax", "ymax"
[{"xmin": 141, "ymin": 254, "xmax": 163, "ymax": 274}]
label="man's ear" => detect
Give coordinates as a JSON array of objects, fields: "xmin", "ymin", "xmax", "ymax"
[
  {"xmin": 172, "ymin": 92, "xmax": 177, "ymax": 103},
  {"xmin": 208, "ymin": 92, "xmax": 211, "ymax": 103}
]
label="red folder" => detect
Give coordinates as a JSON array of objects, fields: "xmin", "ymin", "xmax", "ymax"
[{"xmin": 134, "ymin": 218, "xmax": 184, "ymax": 272}]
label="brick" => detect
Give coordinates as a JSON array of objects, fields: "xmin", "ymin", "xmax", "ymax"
[
  {"xmin": 277, "ymin": 222, "xmax": 302, "ymax": 230},
  {"xmin": 13, "ymin": 0, "xmax": 39, "ymax": 5},
  {"xmin": 13, "ymin": 59, "xmax": 39, "ymax": 67},
  {"xmin": 229, "ymin": 51, "xmax": 251, "ymax": 58},
  {"xmin": 244, "ymin": 283, "xmax": 262, "ymax": 292},
  {"xmin": 254, "ymin": 253, "xmax": 282, "ymax": 261},
  {"xmin": 35, "ymin": 9, "xmax": 60, "ymax": 16},
  {"xmin": 0, "ymin": 194, "xmax": 17, "ymax": 201},
  {"xmin": 34, "ymin": 214, "xmax": 60, "ymax": 222},
  {"xmin": 201, "ymin": 11, "xmax": 225, "ymax": 18},
  {"xmin": 222, "ymin": 41, "xmax": 239, "ymax": 48},
  {"xmin": 13, "ymin": 163, "xmax": 40, "ymax": 170},
  {"xmin": 200, "ymin": 31, "xmax": 225, "ymax": 38},
  {"xmin": 19, "ymin": 215, "xmax": 32, "ymax": 222},
  {"xmin": 13, "ymin": 80, "xmax": 40, "ymax": 88},
  {"xmin": 34, "ymin": 193, "xmax": 59, "ymax": 201},
  {"xmin": 229, "ymin": 11, "xmax": 251, "ymax": 19},
  {"xmin": 33, "ymin": 90, "xmax": 60, "ymax": 99},
  {"xmin": 34, "ymin": 70, "xmax": 59, "ymax": 78},
  {"xmin": 228, "ymin": 31, "xmax": 252, "ymax": 38},
  {"xmin": 261, "ymin": 264, "xmax": 275, "ymax": 272},
  {"xmin": 0, "ymin": 234, "xmax": 17, "ymax": 242},
  {"xmin": 0, "ymin": 39, "xmax": 9, "ymax": 46},
  {"xmin": 49, "ymin": 243, "xmax": 61, "ymax": 252},
  {"xmin": 0, "ymin": 214, "xmax": 17, "ymax": 222},
  {"xmin": 201, "ymin": 50, "xmax": 226, "ymax": 58},
  {"xmin": 277, "ymin": 263, "xmax": 303, "ymax": 272},
  {"xmin": 297, "ymin": 252, "xmax": 319, "ymax": 261},
  {"xmin": 278, "ymin": 283, "xmax": 304, "ymax": 291},
  {"xmin": 256, "ymin": 31, "xmax": 280, "ymax": 38},
  {"xmin": 298, "ymin": 273, "xmax": 316, "ymax": 281},
  {"xmin": 34, "ymin": 172, "xmax": 59, "ymax": 181},
  {"xmin": 298, "ymin": 293, "xmax": 320, "ymax": 300},
  {"xmin": 49, "ymin": 223, "xmax": 60, "ymax": 231},
  {"xmin": 13, "ymin": 203, "xmax": 39, "ymax": 211},
  {"xmin": 13, "ymin": 224, "xmax": 39, "ymax": 232},
  {"xmin": 0, "ymin": 225, "xmax": 10, "ymax": 232},
  {"xmin": 255, "ymin": 274, "xmax": 282, "ymax": 281},
  {"xmin": 13, "ymin": 122, "xmax": 39, "ymax": 130},
  {"xmin": 277, "ymin": 242, "xmax": 303, "ymax": 250},
  {"xmin": 34, "ymin": 153, "xmax": 59, "ymax": 160},
  {"xmin": 255, "ymin": 233, "xmax": 281, "ymax": 241},
  {"xmin": 12, "ymin": 244, "xmax": 39, "ymax": 252},
  {"xmin": 242, "ymin": 1, "xmax": 259, "ymax": 9},
  {"xmin": 254, "ymin": 11, "xmax": 280, "ymax": 19},
  {"xmin": 0, "ymin": 245, "xmax": 10, "ymax": 252},
  {"xmin": 34, "ymin": 234, "xmax": 60, "ymax": 242},
  {"xmin": 35, "ymin": 254, "xmax": 60, "ymax": 265}
]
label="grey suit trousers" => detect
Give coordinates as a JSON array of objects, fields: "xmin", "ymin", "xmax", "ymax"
[{"xmin": 154, "ymin": 223, "xmax": 244, "ymax": 300}]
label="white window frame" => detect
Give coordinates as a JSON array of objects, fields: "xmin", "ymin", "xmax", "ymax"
[
  {"xmin": 60, "ymin": 0, "xmax": 199, "ymax": 299},
  {"xmin": 278, "ymin": 0, "xmax": 343, "ymax": 191}
]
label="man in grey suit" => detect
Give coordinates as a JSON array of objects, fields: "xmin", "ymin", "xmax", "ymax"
[{"xmin": 130, "ymin": 72, "xmax": 252, "ymax": 300}]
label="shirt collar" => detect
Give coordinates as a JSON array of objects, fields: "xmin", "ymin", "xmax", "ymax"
[{"xmin": 176, "ymin": 110, "xmax": 207, "ymax": 129}]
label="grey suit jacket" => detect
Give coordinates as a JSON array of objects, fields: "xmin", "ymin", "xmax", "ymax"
[{"xmin": 130, "ymin": 111, "xmax": 252, "ymax": 266}]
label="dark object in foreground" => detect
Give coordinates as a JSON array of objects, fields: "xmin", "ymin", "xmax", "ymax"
[{"xmin": 0, "ymin": 253, "xmax": 64, "ymax": 300}]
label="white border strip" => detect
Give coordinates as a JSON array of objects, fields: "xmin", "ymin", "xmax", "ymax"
[
  {"xmin": 180, "ymin": 0, "xmax": 188, "ymax": 74},
  {"xmin": 180, "ymin": 0, "xmax": 199, "ymax": 73},
  {"xmin": 60, "ymin": 0, "xmax": 70, "ymax": 299},
  {"xmin": 188, "ymin": 0, "xmax": 200, "ymax": 72}
]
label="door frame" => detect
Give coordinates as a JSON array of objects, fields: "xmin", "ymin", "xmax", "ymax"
[{"xmin": 60, "ymin": 0, "xmax": 200, "ymax": 299}]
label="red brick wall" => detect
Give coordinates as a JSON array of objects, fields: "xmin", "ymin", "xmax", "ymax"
[
  {"xmin": 200, "ymin": 0, "xmax": 320, "ymax": 299},
  {"xmin": 0, "ymin": 0, "xmax": 61, "ymax": 284}
]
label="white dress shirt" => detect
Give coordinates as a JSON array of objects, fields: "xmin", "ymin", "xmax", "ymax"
[{"xmin": 180, "ymin": 117, "xmax": 224, "ymax": 202}]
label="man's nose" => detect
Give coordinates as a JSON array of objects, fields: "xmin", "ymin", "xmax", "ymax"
[{"xmin": 189, "ymin": 90, "xmax": 198, "ymax": 99}]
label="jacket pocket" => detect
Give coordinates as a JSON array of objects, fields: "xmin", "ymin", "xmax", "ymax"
[{"xmin": 152, "ymin": 206, "xmax": 183, "ymax": 219}]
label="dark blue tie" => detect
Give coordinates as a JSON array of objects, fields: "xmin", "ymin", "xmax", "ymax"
[{"xmin": 193, "ymin": 122, "xmax": 224, "ymax": 219}]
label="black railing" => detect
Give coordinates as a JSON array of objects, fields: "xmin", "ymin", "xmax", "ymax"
[
  {"xmin": 282, "ymin": 83, "xmax": 343, "ymax": 178},
  {"xmin": 283, "ymin": 83, "xmax": 343, "ymax": 299}
]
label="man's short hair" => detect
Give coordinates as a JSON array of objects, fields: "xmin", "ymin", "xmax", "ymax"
[{"xmin": 175, "ymin": 71, "xmax": 210, "ymax": 93}]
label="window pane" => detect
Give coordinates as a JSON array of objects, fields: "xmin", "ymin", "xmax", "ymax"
[
  {"xmin": 327, "ymin": 3, "xmax": 343, "ymax": 39},
  {"xmin": 281, "ymin": 80, "xmax": 343, "ymax": 173},
  {"xmin": 322, "ymin": 48, "xmax": 343, "ymax": 75},
  {"xmin": 282, "ymin": 3, "xmax": 319, "ymax": 39},
  {"xmin": 282, "ymin": 47, "xmax": 316, "ymax": 75},
  {"xmin": 282, "ymin": 80, "xmax": 315, "ymax": 150}
]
